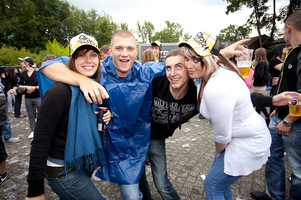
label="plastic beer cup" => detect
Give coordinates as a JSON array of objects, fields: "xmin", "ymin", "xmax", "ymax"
[{"xmin": 289, "ymin": 95, "xmax": 301, "ymax": 116}]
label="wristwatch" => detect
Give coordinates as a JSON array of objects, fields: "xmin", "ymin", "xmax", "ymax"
[{"xmin": 283, "ymin": 119, "xmax": 292, "ymax": 127}]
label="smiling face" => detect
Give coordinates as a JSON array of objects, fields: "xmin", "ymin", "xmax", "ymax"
[
  {"xmin": 165, "ymin": 55, "xmax": 189, "ymax": 90},
  {"xmin": 111, "ymin": 34, "xmax": 138, "ymax": 78},
  {"xmin": 184, "ymin": 55, "xmax": 206, "ymax": 79},
  {"xmin": 74, "ymin": 49, "xmax": 99, "ymax": 78}
]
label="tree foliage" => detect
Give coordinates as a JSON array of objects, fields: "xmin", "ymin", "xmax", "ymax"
[
  {"xmin": 152, "ymin": 21, "xmax": 183, "ymax": 43},
  {"xmin": 136, "ymin": 21, "xmax": 155, "ymax": 43},
  {"xmin": 219, "ymin": 24, "xmax": 251, "ymax": 43}
]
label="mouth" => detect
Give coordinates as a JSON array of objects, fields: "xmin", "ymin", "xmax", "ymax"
[
  {"xmin": 83, "ymin": 65, "xmax": 94, "ymax": 71},
  {"xmin": 120, "ymin": 59, "xmax": 130, "ymax": 63}
]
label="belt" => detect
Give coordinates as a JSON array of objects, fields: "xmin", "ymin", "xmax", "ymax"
[{"xmin": 46, "ymin": 166, "xmax": 76, "ymax": 178}]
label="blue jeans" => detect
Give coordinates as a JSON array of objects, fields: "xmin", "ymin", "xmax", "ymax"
[
  {"xmin": 119, "ymin": 183, "xmax": 142, "ymax": 200},
  {"xmin": 204, "ymin": 151, "xmax": 241, "ymax": 200},
  {"xmin": 281, "ymin": 118, "xmax": 301, "ymax": 199},
  {"xmin": 265, "ymin": 115, "xmax": 286, "ymax": 200},
  {"xmin": 147, "ymin": 139, "xmax": 180, "ymax": 200},
  {"xmin": 46, "ymin": 171, "xmax": 106, "ymax": 200},
  {"xmin": 25, "ymin": 97, "xmax": 41, "ymax": 132},
  {"xmin": 3, "ymin": 102, "xmax": 12, "ymax": 141}
]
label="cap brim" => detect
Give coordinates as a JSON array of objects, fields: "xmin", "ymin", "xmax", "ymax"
[{"xmin": 71, "ymin": 44, "xmax": 101, "ymax": 56}]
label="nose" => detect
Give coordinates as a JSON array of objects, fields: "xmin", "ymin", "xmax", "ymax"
[
  {"xmin": 85, "ymin": 54, "xmax": 92, "ymax": 62},
  {"xmin": 170, "ymin": 68, "xmax": 176, "ymax": 76},
  {"xmin": 121, "ymin": 48, "xmax": 128, "ymax": 56}
]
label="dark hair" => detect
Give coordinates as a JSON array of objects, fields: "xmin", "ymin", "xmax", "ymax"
[
  {"xmin": 271, "ymin": 43, "xmax": 286, "ymax": 59},
  {"xmin": 67, "ymin": 46, "xmax": 101, "ymax": 82},
  {"xmin": 285, "ymin": 10, "xmax": 301, "ymax": 31}
]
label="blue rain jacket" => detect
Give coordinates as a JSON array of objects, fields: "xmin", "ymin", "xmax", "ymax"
[{"xmin": 37, "ymin": 56, "xmax": 165, "ymax": 184}]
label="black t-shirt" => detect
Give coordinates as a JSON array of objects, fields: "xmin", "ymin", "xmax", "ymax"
[
  {"xmin": 150, "ymin": 76, "xmax": 198, "ymax": 139},
  {"xmin": 269, "ymin": 58, "xmax": 282, "ymax": 77},
  {"xmin": 19, "ymin": 70, "xmax": 40, "ymax": 98}
]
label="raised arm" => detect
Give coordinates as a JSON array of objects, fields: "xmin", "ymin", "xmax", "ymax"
[
  {"xmin": 220, "ymin": 38, "xmax": 251, "ymax": 59},
  {"xmin": 40, "ymin": 62, "xmax": 109, "ymax": 104}
]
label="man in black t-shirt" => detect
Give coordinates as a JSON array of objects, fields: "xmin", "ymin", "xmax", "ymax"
[{"xmin": 139, "ymin": 48, "xmax": 198, "ymax": 200}]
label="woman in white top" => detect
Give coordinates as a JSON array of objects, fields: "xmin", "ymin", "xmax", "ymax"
[{"xmin": 179, "ymin": 31, "xmax": 271, "ymax": 200}]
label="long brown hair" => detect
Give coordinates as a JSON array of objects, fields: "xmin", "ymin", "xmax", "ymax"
[
  {"xmin": 252, "ymin": 48, "xmax": 268, "ymax": 67},
  {"xmin": 67, "ymin": 46, "xmax": 101, "ymax": 82},
  {"xmin": 142, "ymin": 50, "xmax": 156, "ymax": 64}
]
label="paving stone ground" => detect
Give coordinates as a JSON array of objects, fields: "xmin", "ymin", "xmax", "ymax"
[{"xmin": 0, "ymin": 103, "xmax": 292, "ymax": 200}]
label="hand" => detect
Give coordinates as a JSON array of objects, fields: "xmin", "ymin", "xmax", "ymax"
[
  {"xmin": 78, "ymin": 78, "xmax": 109, "ymax": 104},
  {"xmin": 272, "ymin": 91, "xmax": 301, "ymax": 106},
  {"xmin": 220, "ymin": 38, "xmax": 251, "ymax": 59},
  {"xmin": 103, "ymin": 110, "xmax": 112, "ymax": 124},
  {"xmin": 8, "ymin": 89, "xmax": 15, "ymax": 94},
  {"xmin": 26, "ymin": 194, "xmax": 45, "ymax": 200},
  {"xmin": 272, "ymin": 77, "xmax": 279, "ymax": 86},
  {"xmin": 270, "ymin": 110, "xmax": 276, "ymax": 119},
  {"xmin": 276, "ymin": 121, "xmax": 291, "ymax": 136},
  {"xmin": 26, "ymin": 86, "xmax": 35, "ymax": 94}
]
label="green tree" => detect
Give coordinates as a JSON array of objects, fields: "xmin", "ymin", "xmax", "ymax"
[
  {"xmin": 219, "ymin": 24, "xmax": 251, "ymax": 43},
  {"xmin": 136, "ymin": 21, "xmax": 155, "ymax": 43},
  {"xmin": 224, "ymin": 0, "xmax": 271, "ymax": 47},
  {"xmin": 152, "ymin": 21, "xmax": 183, "ymax": 43}
]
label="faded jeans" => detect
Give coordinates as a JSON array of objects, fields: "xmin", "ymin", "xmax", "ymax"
[
  {"xmin": 25, "ymin": 97, "xmax": 41, "ymax": 132},
  {"xmin": 204, "ymin": 151, "xmax": 241, "ymax": 200},
  {"xmin": 268, "ymin": 115, "xmax": 301, "ymax": 200},
  {"xmin": 148, "ymin": 139, "xmax": 180, "ymax": 200},
  {"xmin": 47, "ymin": 171, "xmax": 107, "ymax": 200}
]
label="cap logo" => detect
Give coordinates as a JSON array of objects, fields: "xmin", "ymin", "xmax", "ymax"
[{"xmin": 78, "ymin": 34, "xmax": 97, "ymax": 46}]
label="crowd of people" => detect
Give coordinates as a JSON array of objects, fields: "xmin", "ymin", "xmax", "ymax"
[{"xmin": 0, "ymin": 9, "xmax": 300, "ymax": 200}]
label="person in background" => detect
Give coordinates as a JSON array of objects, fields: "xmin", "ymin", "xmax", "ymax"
[
  {"xmin": 251, "ymin": 10, "xmax": 301, "ymax": 200},
  {"xmin": 14, "ymin": 67, "xmax": 25, "ymax": 118},
  {"xmin": 252, "ymin": 48, "xmax": 270, "ymax": 123},
  {"xmin": 26, "ymin": 33, "xmax": 111, "ymax": 200},
  {"xmin": 0, "ymin": 67, "xmax": 19, "ymax": 143},
  {"xmin": 179, "ymin": 31, "xmax": 271, "ymax": 200},
  {"xmin": 18, "ymin": 57, "xmax": 40, "ymax": 139},
  {"xmin": 142, "ymin": 49, "xmax": 157, "ymax": 65},
  {"xmin": 0, "ymin": 79, "xmax": 10, "ymax": 185},
  {"xmin": 100, "ymin": 45, "xmax": 111, "ymax": 63},
  {"xmin": 268, "ymin": 43, "xmax": 289, "ymax": 115},
  {"xmin": 151, "ymin": 40, "xmax": 162, "ymax": 62}
]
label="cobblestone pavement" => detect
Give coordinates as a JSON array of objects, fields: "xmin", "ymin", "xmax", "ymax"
[{"xmin": 0, "ymin": 105, "xmax": 292, "ymax": 200}]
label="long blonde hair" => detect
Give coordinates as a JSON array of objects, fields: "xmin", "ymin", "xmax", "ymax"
[{"xmin": 183, "ymin": 45, "xmax": 240, "ymax": 82}]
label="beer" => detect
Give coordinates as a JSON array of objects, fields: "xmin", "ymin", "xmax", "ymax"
[
  {"xmin": 289, "ymin": 99, "xmax": 301, "ymax": 116},
  {"xmin": 98, "ymin": 107, "xmax": 108, "ymax": 131},
  {"xmin": 238, "ymin": 66, "xmax": 250, "ymax": 78}
]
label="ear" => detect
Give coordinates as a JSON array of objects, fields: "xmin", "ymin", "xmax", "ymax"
[{"xmin": 286, "ymin": 25, "xmax": 293, "ymax": 33}]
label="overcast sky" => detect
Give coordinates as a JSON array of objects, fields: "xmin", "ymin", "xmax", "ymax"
[{"xmin": 65, "ymin": 0, "xmax": 287, "ymax": 39}]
